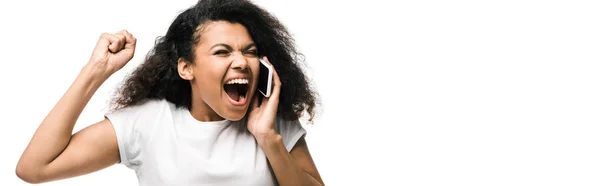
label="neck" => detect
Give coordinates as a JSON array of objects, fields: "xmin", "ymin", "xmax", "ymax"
[
  {"xmin": 189, "ymin": 107, "xmax": 224, "ymax": 122},
  {"xmin": 189, "ymin": 95, "xmax": 224, "ymax": 122}
]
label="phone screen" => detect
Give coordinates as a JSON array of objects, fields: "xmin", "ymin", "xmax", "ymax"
[{"xmin": 258, "ymin": 61, "xmax": 271, "ymax": 97}]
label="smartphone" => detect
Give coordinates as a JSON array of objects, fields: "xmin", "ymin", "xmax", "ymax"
[{"xmin": 257, "ymin": 59, "xmax": 273, "ymax": 97}]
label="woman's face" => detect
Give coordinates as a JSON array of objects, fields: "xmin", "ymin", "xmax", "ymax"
[{"xmin": 180, "ymin": 21, "xmax": 260, "ymax": 121}]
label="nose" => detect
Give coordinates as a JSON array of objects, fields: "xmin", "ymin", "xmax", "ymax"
[{"xmin": 230, "ymin": 53, "xmax": 249, "ymax": 71}]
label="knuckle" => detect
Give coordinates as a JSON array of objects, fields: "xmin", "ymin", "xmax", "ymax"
[{"xmin": 100, "ymin": 33, "xmax": 110, "ymax": 39}]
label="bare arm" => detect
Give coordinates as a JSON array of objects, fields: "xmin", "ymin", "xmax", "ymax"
[
  {"xmin": 258, "ymin": 136, "xmax": 325, "ymax": 186},
  {"xmin": 16, "ymin": 30, "xmax": 136, "ymax": 184}
]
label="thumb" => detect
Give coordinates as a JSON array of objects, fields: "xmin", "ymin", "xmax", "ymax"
[{"xmin": 93, "ymin": 33, "xmax": 113, "ymax": 54}]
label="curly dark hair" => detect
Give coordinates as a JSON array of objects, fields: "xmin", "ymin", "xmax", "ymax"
[{"xmin": 110, "ymin": 0, "xmax": 318, "ymax": 122}]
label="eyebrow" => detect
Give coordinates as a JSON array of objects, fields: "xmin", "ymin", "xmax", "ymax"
[
  {"xmin": 242, "ymin": 43, "xmax": 257, "ymax": 51},
  {"xmin": 210, "ymin": 43, "xmax": 233, "ymax": 51},
  {"xmin": 210, "ymin": 43, "xmax": 256, "ymax": 51}
]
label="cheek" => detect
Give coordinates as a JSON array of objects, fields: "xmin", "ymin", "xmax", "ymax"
[{"xmin": 194, "ymin": 63, "xmax": 227, "ymax": 95}]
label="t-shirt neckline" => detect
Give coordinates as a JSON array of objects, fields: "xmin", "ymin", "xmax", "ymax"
[{"xmin": 184, "ymin": 108, "xmax": 229, "ymax": 125}]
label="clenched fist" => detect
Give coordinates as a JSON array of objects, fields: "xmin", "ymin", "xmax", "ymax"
[{"xmin": 86, "ymin": 30, "xmax": 136, "ymax": 78}]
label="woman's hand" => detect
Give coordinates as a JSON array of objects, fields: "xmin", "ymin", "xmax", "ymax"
[
  {"xmin": 85, "ymin": 30, "xmax": 136, "ymax": 79},
  {"xmin": 247, "ymin": 57, "xmax": 281, "ymax": 140}
]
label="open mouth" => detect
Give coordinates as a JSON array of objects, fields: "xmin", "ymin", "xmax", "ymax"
[{"xmin": 223, "ymin": 78, "xmax": 249, "ymax": 104}]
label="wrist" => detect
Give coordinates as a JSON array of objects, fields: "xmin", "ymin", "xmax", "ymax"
[
  {"xmin": 255, "ymin": 132, "xmax": 282, "ymax": 148},
  {"xmin": 78, "ymin": 64, "xmax": 110, "ymax": 89},
  {"xmin": 81, "ymin": 63, "xmax": 112, "ymax": 82}
]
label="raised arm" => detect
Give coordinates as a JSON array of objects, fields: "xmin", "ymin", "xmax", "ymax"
[{"xmin": 16, "ymin": 30, "xmax": 136, "ymax": 184}]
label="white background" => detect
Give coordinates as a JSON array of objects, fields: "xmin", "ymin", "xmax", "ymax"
[{"xmin": 1, "ymin": 0, "xmax": 599, "ymax": 185}]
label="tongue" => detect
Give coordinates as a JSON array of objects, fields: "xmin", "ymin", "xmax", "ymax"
[{"xmin": 224, "ymin": 85, "xmax": 240, "ymax": 101}]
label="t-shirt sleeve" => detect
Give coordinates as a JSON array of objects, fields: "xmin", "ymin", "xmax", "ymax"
[
  {"xmin": 104, "ymin": 100, "xmax": 161, "ymax": 170},
  {"xmin": 275, "ymin": 117, "xmax": 307, "ymax": 152}
]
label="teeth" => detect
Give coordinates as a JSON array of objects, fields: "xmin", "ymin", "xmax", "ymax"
[{"xmin": 226, "ymin": 78, "xmax": 249, "ymax": 85}]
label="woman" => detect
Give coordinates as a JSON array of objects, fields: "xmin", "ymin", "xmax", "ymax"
[{"xmin": 15, "ymin": 0, "xmax": 324, "ymax": 185}]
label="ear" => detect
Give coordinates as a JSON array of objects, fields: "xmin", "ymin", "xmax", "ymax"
[{"xmin": 178, "ymin": 58, "xmax": 194, "ymax": 80}]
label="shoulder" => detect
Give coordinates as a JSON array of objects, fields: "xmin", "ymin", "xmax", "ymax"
[
  {"xmin": 107, "ymin": 99, "xmax": 172, "ymax": 117},
  {"xmin": 116, "ymin": 98, "xmax": 171, "ymax": 112},
  {"xmin": 104, "ymin": 99, "xmax": 176, "ymax": 130},
  {"xmin": 274, "ymin": 116, "xmax": 307, "ymax": 152},
  {"xmin": 274, "ymin": 116, "xmax": 300, "ymax": 132}
]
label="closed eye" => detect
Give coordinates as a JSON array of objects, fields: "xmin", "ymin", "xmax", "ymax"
[
  {"xmin": 214, "ymin": 50, "xmax": 230, "ymax": 55},
  {"xmin": 244, "ymin": 49, "xmax": 258, "ymax": 56}
]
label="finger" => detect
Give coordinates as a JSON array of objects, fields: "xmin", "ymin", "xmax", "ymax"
[
  {"xmin": 262, "ymin": 56, "xmax": 271, "ymax": 66},
  {"xmin": 114, "ymin": 34, "xmax": 127, "ymax": 50},
  {"xmin": 107, "ymin": 34, "xmax": 119, "ymax": 53},
  {"xmin": 107, "ymin": 34, "xmax": 126, "ymax": 53},
  {"xmin": 269, "ymin": 63, "xmax": 281, "ymax": 99},
  {"xmin": 120, "ymin": 30, "xmax": 137, "ymax": 51},
  {"xmin": 95, "ymin": 33, "xmax": 112, "ymax": 52},
  {"xmin": 116, "ymin": 30, "xmax": 128, "ymax": 35}
]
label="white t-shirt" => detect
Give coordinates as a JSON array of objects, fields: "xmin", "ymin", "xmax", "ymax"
[{"xmin": 105, "ymin": 99, "xmax": 306, "ymax": 186}]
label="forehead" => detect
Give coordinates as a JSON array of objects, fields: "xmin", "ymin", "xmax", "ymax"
[{"xmin": 196, "ymin": 21, "xmax": 254, "ymax": 46}]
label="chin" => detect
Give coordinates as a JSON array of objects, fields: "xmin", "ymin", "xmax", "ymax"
[{"xmin": 220, "ymin": 109, "xmax": 248, "ymax": 121}]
